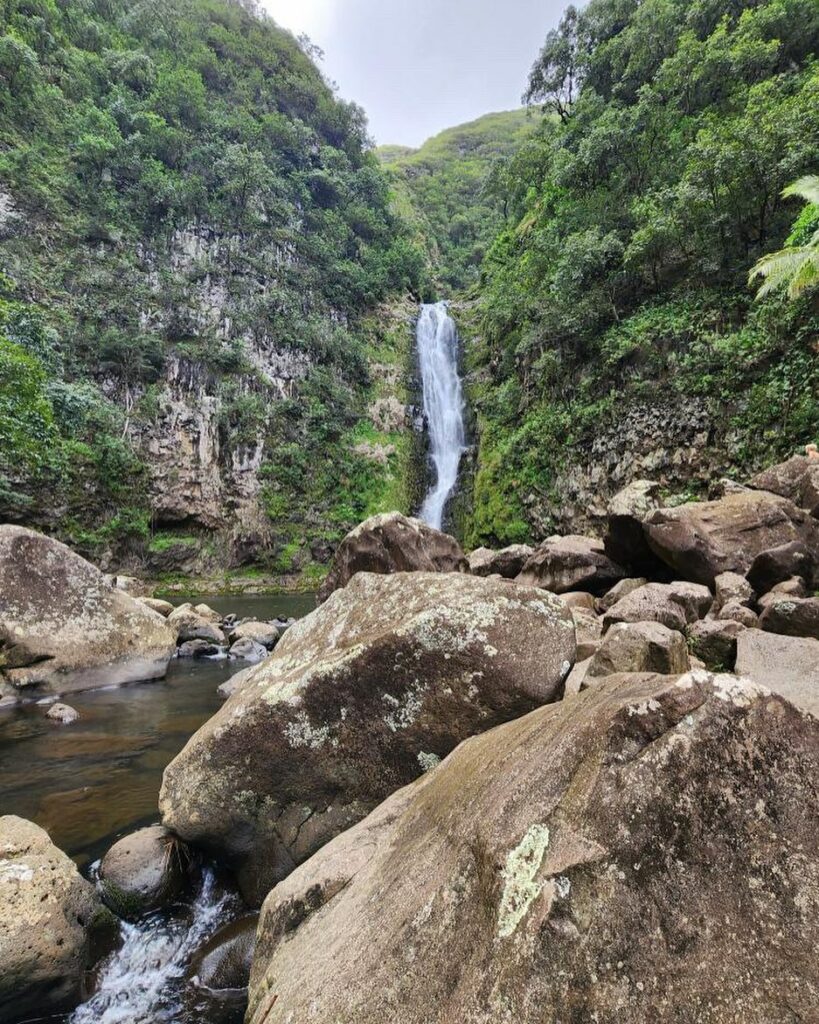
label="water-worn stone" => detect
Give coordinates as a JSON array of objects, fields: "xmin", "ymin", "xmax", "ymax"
[
  {"xmin": 139, "ymin": 597, "xmax": 175, "ymax": 617},
  {"xmin": 228, "ymin": 621, "xmax": 281, "ymax": 650},
  {"xmin": 687, "ymin": 619, "xmax": 744, "ymax": 670},
  {"xmin": 747, "ymin": 541, "xmax": 817, "ymax": 594},
  {"xmin": 228, "ymin": 638, "xmax": 268, "ymax": 663},
  {"xmin": 46, "ymin": 702, "xmax": 79, "ymax": 724},
  {"xmin": 98, "ymin": 825, "xmax": 191, "ymax": 920},
  {"xmin": 603, "ymin": 479, "xmax": 665, "ymax": 575},
  {"xmin": 517, "ymin": 535, "xmax": 625, "ymax": 595},
  {"xmin": 750, "ymin": 455, "xmax": 819, "ymax": 517},
  {"xmin": 191, "ymin": 914, "xmax": 258, "ymax": 991},
  {"xmin": 217, "ymin": 666, "xmax": 255, "ymax": 700},
  {"xmin": 468, "ymin": 545, "xmax": 533, "ymax": 579},
  {"xmin": 178, "ymin": 639, "xmax": 221, "ymax": 659},
  {"xmin": 317, "ymin": 513, "xmax": 468, "ymax": 603},
  {"xmin": 644, "ymin": 491, "xmax": 819, "ymax": 586},
  {"xmin": 0, "ymin": 526, "xmax": 176, "ymax": 699},
  {"xmin": 759, "ymin": 596, "xmax": 819, "ymax": 641},
  {"xmin": 597, "ymin": 577, "xmax": 649, "ymax": 613},
  {"xmin": 603, "ymin": 581, "xmax": 712, "ymax": 633},
  {"xmin": 168, "ymin": 604, "xmax": 227, "ymax": 646},
  {"xmin": 736, "ymin": 629, "xmax": 819, "ymax": 717},
  {"xmin": 587, "ymin": 621, "xmax": 689, "ymax": 678},
  {"xmin": 160, "ymin": 571, "xmax": 576, "ymax": 905},
  {"xmin": 0, "ymin": 816, "xmax": 117, "ymax": 1022},
  {"xmin": 247, "ymin": 671, "xmax": 819, "ymax": 1024}
]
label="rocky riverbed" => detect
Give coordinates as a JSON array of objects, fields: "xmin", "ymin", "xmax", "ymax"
[{"xmin": 3, "ymin": 453, "xmax": 819, "ymax": 1023}]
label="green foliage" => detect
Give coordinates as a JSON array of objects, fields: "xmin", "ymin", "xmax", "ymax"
[
  {"xmin": 750, "ymin": 175, "xmax": 819, "ymax": 299},
  {"xmin": 0, "ymin": 336, "xmax": 58, "ymax": 477}
]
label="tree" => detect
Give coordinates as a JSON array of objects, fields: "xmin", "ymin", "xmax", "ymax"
[
  {"xmin": 524, "ymin": 6, "xmax": 583, "ymax": 122},
  {"xmin": 750, "ymin": 176, "xmax": 819, "ymax": 300}
]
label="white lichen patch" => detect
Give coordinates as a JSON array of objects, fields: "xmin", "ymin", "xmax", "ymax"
[
  {"xmin": 417, "ymin": 751, "xmax": 441, "ymax": 773},
  {"xmin": 383, "ymin": 683, "xmax": 427, "ymax": 732},
  {"xmin": 627, "ymin": 698, "xmax": 662, "ymax": 717},
  {"xmin": 712, "ymin": 673, "xmax": 769, "ymax": 707},
  {"xmin": 283, "ymin": 711, "xmax": 334, "ymax": 749},
  {"xmin": 498, "ymin": 824, "xmax": 551, "ymax": 939},
  {"xmin": 0, "ymin": 862, "xmax": 34, "ymax": 883}
]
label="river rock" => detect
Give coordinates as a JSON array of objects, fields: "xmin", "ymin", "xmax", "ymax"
[
  {"xmin": 168, "ymin": 605, "xmax": 227, "ymax": 646},
  {"xmin": 46, "ymin": 702, "xmax": 79, "ymax": 724},
  {"xmin": 644, "ymin": 491, "xmax": 819, "ymax": 586},
  {"xmin": 191, "ymin": 914, "xmax": 258, "ymax": 991},
  {"xmin": 750, "ymin": 454, "xmax": 819, "ymax": 517},
  {"xmin": 139, "ymin": 597, "xmax": 175, "ymax": 617},
  {"xmin": 228, "ymin": 621, "xmax": 281, "ymax": 650},
  {"xmin": 247, "ymin": 671, "xmax": 819, "ymax": 1024},
  {"xmin": 98, "ymin": 825, "xmax": 191, "ymax": 920},
  {"xmin": 517, "ymin": 535, "xmax": 625, "ymax": 595},
  {"xmin": 759, "ymin": 596, "xmax": 819, "ymax": 640},
  {"xmin": 217, "ymin": 665, "xmax": 255, "ymax": 700},
  {"xmin": 228, "ymin": 637, "xmax": 268, "ymax": 663},
  {"xmin": 468, "ymin": 545, "xmax": 533, "ymax": 579},
  {"xmin": 0, "ymin": 816, "xmax": 117, "ymax": 1021},
  {"xmin": 603, "ymin": 581, "xmax": 712, "ymax": 633},
  {"xmin": 316, "ymin": 513, "xmax": 468, "ymax": 603},
  {"xmin": 0, "ymin": 526, "xmax": 176, "ymax": 699},
  {"xmin": 747, "ymin": 541, "xmax": 816, "ymax": 594},
  {"xmin": 160, "ymin": 571, "xmax": 575, "ymax": 904},
  {"xmin": 587, "ymin": 621, "xmax": 689, "ymax": 677},
  {"xmin": 687, "ymin": 619, "xmax": 744, "ymax": 670},
  {"xmin": 603, "ymin": 479, "xmax": 665, "ymax": 575},
  {"xmin": 736, "ymin": 630, "xmax": 819, "ymax": 717},
  {"xmin": 178, "ymin": 639, "xmax": 222, "ymax": 658}
]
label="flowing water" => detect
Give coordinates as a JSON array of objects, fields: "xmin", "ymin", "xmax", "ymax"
[
  {"xmin": 0, "ymin": 593, "xmax": 314, "ymax": 1024},
  {"xmin": 417, "ymin": 302, "xmax": 466, "ymax": 530}
]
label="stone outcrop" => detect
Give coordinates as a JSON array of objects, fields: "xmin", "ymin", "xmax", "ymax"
[
  {"xmin": 98, "ymin": 825, "xmax": 191, "ymax": 920},
  {"xmin": 0, "ymin": 816, "xmax": 117, "ymax": 1022},
  {"xmin": 517, "ymin": 535, "xmax": 624, "ymax": 595},
  {"xmin": 736, "ymin": 629, "xmax": 819, "ymax": 717},
  {"xmin": 160, "ymin": 571, "xmax": 575, "ymax": 904},
  {"xmin": 644, "ymin": 491, "xmax": 819, "ymax": 586},
  {"xmin": 0, "ymin": 526, "xmax": 176, "ymax": 700},
  {"xmin": 468, "ymin": 545, "xmax": 533, "ymax": 579},
  {"xmin": 317, "ymin": 513, "xmax": 468, "ymax": 603},
  {"xmin": 248, "ymin": 671, "xmax": 819, "ymax": 1024}
]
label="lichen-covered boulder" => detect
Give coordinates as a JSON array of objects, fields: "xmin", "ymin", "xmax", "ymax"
[
  {"xmin": 750, "ymin": 455, "xmax": 819, "ymax": 517},
  {"xmin": 247, "ymin": 671, "xmax": 819, "ymax": 1024},
  {"xmin": 468, "ymin": 545, "xmax": 533, "ymax": 579},
  {"xmin": 316, "ymin": 513, "xmax": 468, "ymax": 603},
  {"xmin": 759, "ymin": 595, "xmax": 819, "ymax": 640},
  {"xmin": 587, "ymin": 620, "xmax": 689, "ymax": 678},
  {"xmin": 98, "ymin": 825, "xmax": 191, "ymax": 920},
  {"xmin": 644, "ymin": 491, "xmax": 819, "ymax": 586},
  {"xmin": 517, "ymin": 535, "xmax": 625, "ymax": 595},
  {"xmin": 160, "ymin": 572, "xmax": 575, "ymax": 904},
  {"xmin": 0, "ymin": 816, "xmax": 117, "ymax": 1022},
  {"xmin": 0, "ymin": 526, "xmax": 176, "ymax": 699}
]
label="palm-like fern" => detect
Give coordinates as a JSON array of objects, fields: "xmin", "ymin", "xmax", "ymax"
[{"xmin": 750, "ymin": 176, "xmax": 819, "ymax": 300}]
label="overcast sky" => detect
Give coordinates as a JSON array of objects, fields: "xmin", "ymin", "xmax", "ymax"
[{"xmin": 262, "ymin": 0, "xmax": 566, "ymax": 147}]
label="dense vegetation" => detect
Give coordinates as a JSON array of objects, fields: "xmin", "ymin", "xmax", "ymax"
[
  {"xmin": 462, "ymin": 0, "xmax": 819, "ymax": 546},
  {"xmin": 0, "ymin": 0, "xmax": 425, "ymax": 570},
  {"xmin": 379, "ymin": 110, "xmax": 534, "ymax": 292}
]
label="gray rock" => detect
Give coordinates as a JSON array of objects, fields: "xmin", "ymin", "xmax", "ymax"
[
  {"xmin": 712, "ymin": 572, "xmax": 755, "ymax": 615},
  {"xmin": 571, "ymin": 608, "xmax": 603, "ymax": 660},
  {"xmin": 0, "ymin": 526, "xmax": 176, "ymax": 699},
  {"xmin": 688, "ymin": 619, "xmax": 745, "ymax": 671},
  {"xmin": 736, "ymin": 629, "xmax": 819, "ymax": 717},
  {"xmin": 597, "ymin": 577, "xmax": 649, "ymax": 613},
  {"xmin": 759, "ymin": 596, "xmax": 819, "ymax": 641},
  {"xmin": 228, "ymin": 638, "xmax": 268, "ymax": 663},
  {"xmin": 518, "ymin": 535, "xmax": 625, "ymax": 595},
  {"xmin": 0, "ymin": 816, "xmax": 117, "ymax": 1021},
  {"xmin": 603, "ymin": 582, "xmax": 712, "ymax": 633},
  {"xmin": 468, "ymin": 545, "xmax": 533, "ymax": 579},
  {"xmin": 717, "ymin": 601, "xmax": 759, "ymax": 628},
  {"xmin": 46, "ymin": 703, "xmax": 79, "ymax": 725},
  {"xmin": 228, "ymin": 621, "xmax": 280, "ymax": 650},
  {"xmin": 178, "ymin": 639, "xmax": 221, "ymax": 659},
  {"xmin": 747, "ymin": 541, "xmax": 817, "ymax": 594},
  {"xmin": 750, "ymin": 455, "xmax": 819, "ymax": 517},
  {"xmin": 191, "ymin": 914, "xmax": 258, "ymax": 992},
  {"xmin": 160, "ymin": 572, "xmax": 576, "ymax": 905},
  {"xmin": 588, "ymin": 621, "xmax": 690, "ymax": 677},
  {"xmin": 217, "ymin": 666, "xmax": 256, "ymax": 700},
  {"xmin": 98, "ymin": 825, "xmax": 191, "ymax": 920},
  {"xmin": 138, "ymin": 597, "xmax": 175, "ymax": 617},
  {"xmin": 603, "ymin": 479, "xmax": 664, "ymax": 574}
]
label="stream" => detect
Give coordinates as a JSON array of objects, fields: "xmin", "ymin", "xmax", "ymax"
[{"xmin": 0, "ymin": 593, "xmax": 315, "ymax": 1024}]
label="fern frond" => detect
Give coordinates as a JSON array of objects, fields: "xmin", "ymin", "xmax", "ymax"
[{"xmin": 782, "ymin": 175, "xmax": 819, "ymax": 207}]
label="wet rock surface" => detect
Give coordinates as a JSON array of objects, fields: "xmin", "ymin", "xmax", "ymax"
[
  {"xmin": 98, "ymin": 825, "xmax": 192, "ymax": 920},
  {"xmin": 160, "ymin": 571, "xmax": 575, "ymax": 905},
  {"xmin": 247, "ymin": 671, "xmax": 819, "ymax": 1024}
]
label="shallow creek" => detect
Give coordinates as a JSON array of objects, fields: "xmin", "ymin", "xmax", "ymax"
[{"xmin": 0, "ymin": 593, "xmax": 315, "ymax": 1024}]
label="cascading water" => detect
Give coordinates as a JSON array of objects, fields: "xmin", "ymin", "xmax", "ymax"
[
  {"xmin": 417, "ymin": 302, "xmax": 466, "ymax": 531},
  {"xmin": 69, "ymin": 868, "xmax": 239, "ymax": 1024}
]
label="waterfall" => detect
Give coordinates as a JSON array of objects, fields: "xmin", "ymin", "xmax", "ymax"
[{"xmin": 417, "ymin": 302, "xmax": 466, "ymax": 531}]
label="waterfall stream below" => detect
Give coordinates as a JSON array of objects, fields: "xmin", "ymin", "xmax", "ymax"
[{"xmin": 416, "ymin": 302, "xmax": 466, "ymax": 530}]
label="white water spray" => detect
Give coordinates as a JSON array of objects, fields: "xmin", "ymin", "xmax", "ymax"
[
  {"xmin": 417, "ymin": 302, "xmax": 466, "ymax": 530},
  {"xmin": 70, "ymin": 869, "xmax": 235, "ymax": 1024}
]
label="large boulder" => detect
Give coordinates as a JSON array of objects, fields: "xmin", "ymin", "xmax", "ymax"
[
  {"xmin": 160, "ymin": 572, "xmax": 575, "ymax": 904},
  {"xmin": 517, "ymin": 535, "xmax": 625, "ymax": 595},
  {"xmin": 0, "ymin": 526, "xmax": 176, "ymax": 699},
  {"xmin": 644, "ymin": 491, "xmax": 819, "ymax": 586},
  {"xmin": 736, "ymin": 629, "xmax": 819, "ymax": 717},
  {"xmin": 750, "ymin": 455, "xmax": 819, "ymax": 517},
  {"xmin": 247, "ymin": 671, "xmax": 819, "ymax": 1024},
  {"xmin": 747, "ymin": 541, "xmax": 816, "ymax": 594},
  {"xmin": 317, "ymin": 513, "xmax": 468, "ymax": 603},
  {"xmin": 468, "ymin": 545, "xmax": 533, "ymax": 579},
  {"xmin": 0, "ymin": 816, "xmax": 117, "ymax": 1022},
  {"xmin": 587, "ymin": 621, "xmax": 690, "ymax": 678},
  {"xmin": 190, "ymin": 914, "xmax": 258, "ymax": 992},
  {"xmin": 603, "ymin": 581, "xmax": 712, "ymax": 633},
  {"xmin": 603, "ymin": 479, "xmax": 666, "ymax": 575},
  {"xmin": 759, "ymin": 596, "xmax": 819, "ymax": 641},
  {"xmin": 687, "ymin": 619, "xmax": 744, "ymax": 671},
  {"xmin": 98, "ymin": 825, "xmax": 191, "ymax": 920}
]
